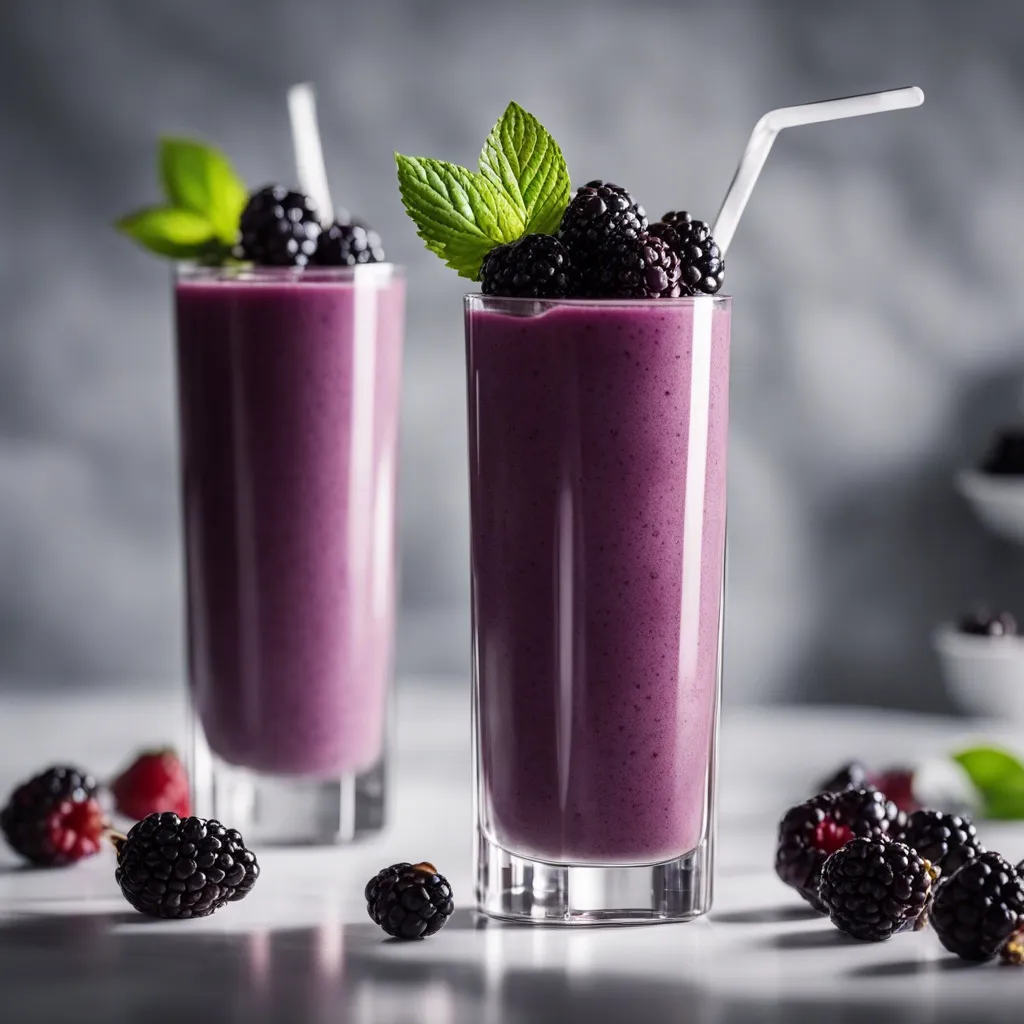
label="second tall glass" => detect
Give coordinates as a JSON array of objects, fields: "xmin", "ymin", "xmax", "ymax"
[
  {"xmin": 177, "ymin": 264, "xmax": 405, "ymax": 844},
  {"xmin": 468, "ymin": 293, "xmax": 730, "ymax": 923}
]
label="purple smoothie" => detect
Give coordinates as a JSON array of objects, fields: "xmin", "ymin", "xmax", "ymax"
[
  {"xmin": 176, "ymin": 265, "xmax": 404, "ymax": 778},
  {"xmin": 467, "ymin": 296, "xmax": 730, "ymax": 865}
]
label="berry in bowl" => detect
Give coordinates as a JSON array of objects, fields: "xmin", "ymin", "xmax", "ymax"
[
  {"xmin": 934, "ymin": 608, "xmax": 1024, "ymax": 719},
  {"xmin": 957, "ymin": 428, "xmax": 1024, "ymax": 545}
]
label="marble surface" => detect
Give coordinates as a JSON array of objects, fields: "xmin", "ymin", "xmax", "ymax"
[{"xmin": 2, "ymin": 682, "xmax": 1024, "ymax": 1023}]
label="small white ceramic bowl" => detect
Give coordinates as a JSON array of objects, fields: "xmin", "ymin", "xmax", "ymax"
[
  {"xmin": 957, "ymin": 469, "xmax": 1024, "ymax": 545},
  {"xmin": 934, "ymin": 622, "xmax": 1024, "ymax": 719}
]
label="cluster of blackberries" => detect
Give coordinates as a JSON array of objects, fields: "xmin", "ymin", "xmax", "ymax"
[
  {"xmin": 775, "ymin": 781, "xmax": 1024, "ymax": 962},
  {"xmin": 239, "ymin": 185, "xmax": 386, "ymax": 268},
  {"xmin": 480, "ymin": 181, "xmax": 725, "ymax": 300}
]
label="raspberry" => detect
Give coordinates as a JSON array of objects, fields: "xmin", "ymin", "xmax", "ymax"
[
  {"xmin": 819, "ymin": 835, "xmax": 936, "ymax": 941},
  {"xmin": 114, "ymin": 812, "xmax": 259, "ymax": 919},
  {"xmin": 110, "ymin": 749, "xmax": 190, "ymax": 821},
  {"xmin": 775, "ymin": 788, "xmax": 899, "ymax": 911},
  {"xmin": 0, "ymin": 766, "xmax": 106, "ymax": 867},
  {"xmin": 365, "ymin": 861, "xmax": 454, "ymax": 939}
]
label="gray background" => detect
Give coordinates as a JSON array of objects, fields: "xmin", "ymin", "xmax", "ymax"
[{"xmin": 3, "ymin": 0, "xmax": 1023, "ymax": 710}]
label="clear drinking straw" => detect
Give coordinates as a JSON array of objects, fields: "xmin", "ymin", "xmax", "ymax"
[
  {"xmin": 712, "ymin": 86, "xmax": 924, "ymax": 257},
  {"xmin": 287, "ymin": 82, "xmax": 335, "ymax": 227}
]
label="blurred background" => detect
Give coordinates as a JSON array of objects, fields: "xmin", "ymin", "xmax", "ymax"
[{"xmin": 3, "ymin": 0, "xmax": 1024, "ymax": 710}]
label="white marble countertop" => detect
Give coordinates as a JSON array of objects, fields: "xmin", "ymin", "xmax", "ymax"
[{"xmin": 2, "ymin": 681, "xmax": 1023, "ymax": 1023}]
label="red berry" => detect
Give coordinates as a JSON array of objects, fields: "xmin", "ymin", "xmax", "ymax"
[
  {"xmin": 110, "ymin": 749, "xmax": 190, "ymax": 821},
  {"xmin": 872, "ymin": 768, "xmax": 920, "ymax": 815}
]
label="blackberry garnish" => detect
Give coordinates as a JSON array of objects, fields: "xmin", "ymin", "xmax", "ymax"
[
  {"xmin": 893, "ymin": 810, "xmax": 984, "ymax": 877},
  {"xmin": 958, "ymin": 608, "xmax": 1018, "ymax": 637},
  {"xmin": 649, "ymin": 211, "xmax": 725, "ymax": 295},
  {"xmin": 931, "ymin": 851, "xmax": 1024, "ymax": 960},
  {"xmin": 239, "ymin": 185, "xmax": 321, "ymax": 267},
  {"xmin": 592, "ymin": 233, "xmax": 682, "ymax": 299},
  {"xmin": 480, "ymin": 234, "xmax": 577, "ymax": 299},
  {"xmin": 0, "ymin": 766, "xmax": 105, "ymax": 867},
  {"xmin": 819, "ymin": 835, "xmax": 936, "ymax": 941},
  {"xmin": 114, "ymin": 811, "xmax": 259, "ymax": 920},
  {"xmin": 816, "ymin": 761, "xmax": 871, "ymax": 794},
  {"xmin": 981, "ymin": 428, "xmax": 1024, "ymax": 476},
  {"xmin": 557, "ymin": 181, "xmax": 647, "ymax": 269},
  {"xmin": 365, "ymin": 861, "xmax": 454, "ymax": 940},
  {"xmin": 775, "ymin": 788, "xmax": 899, "ymax": 912},
  {"xmin": 314, "ymin": 221, "xmax": 386, "ymax": 266}
]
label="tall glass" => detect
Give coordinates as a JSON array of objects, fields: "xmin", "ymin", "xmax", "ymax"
[
  {"xmin": 176, "ymin": 264, "xmax": 405, "ymax": 844},
  {"xmin": 467, "ymin": 294, "xmax": 730, "ymax": 923}
]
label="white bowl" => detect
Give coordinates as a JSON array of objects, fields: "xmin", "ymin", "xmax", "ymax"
[
  {"xmin": 957, "ymin": 469, "xmax": 1024, "ymax": 545},
  {"xmin": 934, "ymin": 623, "xmax": 1024, "ymax": 719}
]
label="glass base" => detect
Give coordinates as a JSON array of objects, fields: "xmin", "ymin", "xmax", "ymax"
[
  {"xmin": 475, "ymin": 831, "xmax": 714, "ymax": 925},
  {"xmin": 189, "ymin": 718, "xmax": 386, "ymax": 846}
]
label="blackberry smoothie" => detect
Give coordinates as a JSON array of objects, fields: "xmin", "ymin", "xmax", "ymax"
[
  {"xmin": 176, "ymin": 266, "xmax": 404, "ymax": 784},
  {"xmin": 467, "ymin": 296, "xmax": 730, "ymax": 867}
]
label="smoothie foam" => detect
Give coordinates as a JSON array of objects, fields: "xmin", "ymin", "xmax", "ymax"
[
  {"xmin": 176, "ymin": 267, "xmax": 404, "ymax": 778},
  {"xmin": 467, "ymin": 297, "xmax": 729, "ymax": 865}
]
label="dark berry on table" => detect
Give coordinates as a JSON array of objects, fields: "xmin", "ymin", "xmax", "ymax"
[
  {"xmin": 958, "ymin": 608, "xmax": 1018, "ymax": 637},
  {"xmin": 775, "ymin": 788, "xmax": 899, "ymax": 912},
  {"xmin": 480, "ymin": 234, "xmax": 577, "ymax": 299},
  {"xmin": 649, "ymin": 211, "xmax": 725, "ymax": 295},
  {"xmin": 893, "ymin": 810, "xmax": 984, "ymax": 877},
  {"xmin": 557, "ymin": 180, "xmax": 647, "ymax": 269},
  {"xmin": 591, "ymin": 233, "xmax": 682, "ymax": 299},
  {"xmin": 0, "ymin": 766, "xmax": 105, "ymax": 867},
  {"xmin": 314, "ymin": 221, "xmax": 386, "ymax": 266},
  {"xmin": 872, "ymin": 767, "xmax": 920, "ymax": 815},
  {"xmin": 110, "ymin": 748, "xmax": 190, "ymax": 821},
  {"xmin": 815, "ymin": 761, "xmax": 871, "ymax": 794},
  {"xmin": 819, "ymin": 835, "xmax": 936, "ymax": 942},
  {"xmin": 114, "ymin": 811, "xmax": 259, "ymax": 920},
  {"xmin": 981, "ymin": 428, "xmax": 1024, "ymax": 476},
  {"xmin": 365, "ymin": 861, "xmax": 454, "ymax": 940},
  {"xmin": 239, "ymin": 185, "xmax": 321, "ymax": 267},
  {"xmin": 931, "ymin": 851, "xmax": 1024, "ymax": 961}
]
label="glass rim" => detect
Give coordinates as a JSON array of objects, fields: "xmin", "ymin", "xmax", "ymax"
[
  {"xmin": 176, "ymin": 262, "xmax": 403, "ymax": 284},
  {"xmin": 464, "ymin": 292, "xmax": 731, "ymax": 310}
]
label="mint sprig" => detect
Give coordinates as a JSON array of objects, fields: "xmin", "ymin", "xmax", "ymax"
[
  {"xmin": 118, "ymin": 137, "xmax": 247, "ymax": 261},
  {"xmin": 396, "ymin": 102, "xmax": 571, "ymax": 280},
  {"xmin": 953, "ymin": 746, "xmax": 1024, "ymax": 819}
]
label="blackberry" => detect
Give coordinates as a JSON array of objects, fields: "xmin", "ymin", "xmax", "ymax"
[
  {"xmin": 592, "ymin": 233, "xmax": 682, "ymax": 299},
  {"xmin": 819, "ymin": 835, "xmax": 936, "ymax": 941},
  {"xmin": 931, "ymin": 851, "xmax": 1024, "ymax": 960},
  {"xmin": 893, "ymin": 810, "xmax": 984, "ymax": 877},
  {"xmin": 314, "ymin": 221, "xmax": 386, "ymax": 266},
  {"xmin": 0, "ymin": 766, "xmax": 105, "ymax": 867},
  {"xmin": 557, "ymin": 181, "xmax": 647, "ymax": 268},
  {"xmin": 981, "ymin": 428, "xmax": 1024, "ymax": 476},
  {"xmin": 649, "ymin": 211, "xmax": 725, "ymax": 295},
  {"xmin": 816, "ymin": 761, "xmax": 871, "ymax": 794},
  {"xmin": 114, "ymin": 811, "xmax": 259, "ymax": 920},
  {"xmin": 480, "ymin": 234, "xmax": 577, "ymax": 299},
  {"xmin": 239, "ymin": 185, "xmax": 321, "ymax": 267},
  {"xmin": 775, "ymin": 788, "xmax": 899, "ymax": 912},
  {"xmin": 958, "ymin": 608, "xmax": 1018, "ymax": 637},
  {"xmin": 365, "ymin": 861, "xmax": 454, "ymax": 940}
]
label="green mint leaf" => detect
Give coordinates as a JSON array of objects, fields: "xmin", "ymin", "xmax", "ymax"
[
  {"xmin": 479, "ymin": 101, "xmax": 571, "ymax": 236},
  {"xmin": 159, "ymin": 137, "xmax": 247, "ymax": 245},
  {"xmin": 953, "ymin": 746, "xmax": 1024, "ymax": 819},
  {"xmin": 116, "ymin": 205, "xmax": 223, "ymax": 259},
  {"xmin": 395, "ymin": 154, "xmax": 523, "ymax": 279}
]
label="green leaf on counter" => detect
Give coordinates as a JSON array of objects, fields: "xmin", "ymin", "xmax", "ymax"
[{"xmin": 953, "ymin": 746, "xmax": 1024, "ymax": 819}]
